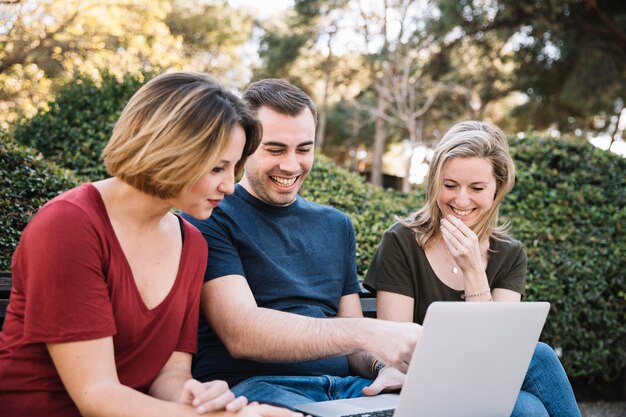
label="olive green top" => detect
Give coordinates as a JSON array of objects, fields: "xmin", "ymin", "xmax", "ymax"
[{"xmin": 364, "ymin": 222, "xmax": 527, "ymax": 325}]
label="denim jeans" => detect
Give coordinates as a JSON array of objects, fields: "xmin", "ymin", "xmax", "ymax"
[
  {"xmin": 232, "ymin": 343, "xmax": 581, "ymax": 416},
  {"xmin": 231, "ymin": 375, "xmax": 373, "ymax": 409},
  {"xmin": 511, "ymin": 342, "xmax": 582, "ymax": 417}
]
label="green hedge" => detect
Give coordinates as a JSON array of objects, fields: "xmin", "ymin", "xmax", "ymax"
[
  {"xmin": 12, "ymin": 71, "xmax": 151, "ymax": 180},
  {"xmin": 0, "ymin": 135, "xmax": 78, "ymax": 271},
  {"xmin": 502, "ymin": 135, "xmax": 626, "ymax": 382}
]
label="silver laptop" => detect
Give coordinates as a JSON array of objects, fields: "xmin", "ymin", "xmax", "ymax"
[{"xmin": 295, "ymin": 301, "xmax": 550, "ymax": 417}]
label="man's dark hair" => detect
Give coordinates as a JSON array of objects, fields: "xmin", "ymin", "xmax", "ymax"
[{"xmin": 243, "ymin": 78, "xmax": 317, "ymax": 125}]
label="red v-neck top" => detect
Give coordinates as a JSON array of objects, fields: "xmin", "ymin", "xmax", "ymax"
[{"xmin": 0, "ymin": 183, "xmax": 207, "ymax": 417}]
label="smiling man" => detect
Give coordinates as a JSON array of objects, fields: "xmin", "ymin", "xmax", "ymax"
[
  {"xmin": 182, "ymin": 79, "xmax": 421, "ymax": 408},
  {"xmin": 239, "ymin": 104, "xmax": 314, "ymax": 206}
]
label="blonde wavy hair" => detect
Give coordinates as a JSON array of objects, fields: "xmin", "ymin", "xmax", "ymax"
[
  {"xmin": 402, "ymin": 120, "xmax": 516, "ymax": 248},
  {"xmin": 103, "ymin": 71, "xmax": 261, "ymax": 199}
]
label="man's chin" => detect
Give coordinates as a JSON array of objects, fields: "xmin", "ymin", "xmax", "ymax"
[{"xmin": 270, "ymin": 191, "xmax": 298, "ymax": 206}]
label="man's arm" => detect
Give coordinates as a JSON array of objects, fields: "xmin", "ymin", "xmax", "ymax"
[
  {"xmin": 339, "ymin": 293, "xmax": 407, "ymax": 396},
  {"xmin": 202, "ymin": 276, "xmax": 421, "ymax": 373},
  {"xmin": 337, "ymin": 293, "xmax": 377, "ymax": 377}
]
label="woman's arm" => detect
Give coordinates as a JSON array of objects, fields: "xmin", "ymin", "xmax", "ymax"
[
  {"xmin": 48, "ymin": 337, "xmax": 201, "ymax": 417},
  {"xmin": 491, "ymin": 288, "xmax": 521, "ymax": 302},
  {"xmin": 47, "ymin": 337, "xmax": 276, "ymax": 417},
  {"xmin": 376, "ymin": 291, "xmax": 415, "ymax": 322},
  {"xmin": 149, "ymin": 351, "xmax": 194, "ymax": 402},
  {"xmin": 150, "ymin": 351, "xmax": 247, "ymax": 413}
]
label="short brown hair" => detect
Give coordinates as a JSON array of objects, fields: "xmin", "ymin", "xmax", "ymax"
[
  {"xmin": 103, "ymin": 71, "xmax": 261, "ymax": 199},
  {"xmin": 243, "ymin": 78, "xmax": 317, "ymax": 124}
]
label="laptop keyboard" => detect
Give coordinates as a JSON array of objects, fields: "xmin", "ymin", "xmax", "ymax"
[{"xmin": 341, "ymin": 409, "xmax": 395, "ymax": 417}]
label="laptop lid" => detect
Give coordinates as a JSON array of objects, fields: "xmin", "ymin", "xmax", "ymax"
[{"xmin": 295, "ymin": 301, "xmax": 550, "ymax": 417}]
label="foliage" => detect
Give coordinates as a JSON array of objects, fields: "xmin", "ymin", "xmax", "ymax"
[
  {"xmin": 0, "ymin": 0, "xmax": 180, "ymax": 128},
  {"xmin": 12, "ymin": 71, "xmax": 150, "ymax": 180},
  {"xmin": 164, "ymin": 0, "xmax": 254, "ymax": 84},
  {"xmin": 324, "ymin": 96, "xmax": 376, "ymax": 165},
  {"xmin": 501, "ymin": 134, "xmax": 626, "ymax": 382},
  {"xmin": 254, "ymin": 0, "xmax": 348, "ymax": 84},
  {"xmin": 255, "ymin": 26, "xmax": 311, "ymax": 83},
  {"xmin": 432, "ymin": 0, "xmax": 626, "ymax": 134},
  {"xmin": 0, "ymin": 0, "xmax": 256, "ymax": 128},
  {"xmin": 0, "ymin": 135, "xmax": 78, "ymax": 271}
]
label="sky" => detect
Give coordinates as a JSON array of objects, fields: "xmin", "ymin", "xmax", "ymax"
[{"xmin": 228, "ymin": 0, "xmax": 293, "ymax": 19}]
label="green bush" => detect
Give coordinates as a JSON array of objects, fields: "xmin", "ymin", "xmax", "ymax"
[
  {"xmin": 502, "ymin": 134, "xmax": 626, "ymax": 382},
  {"xmin": 0, "ymin": 135, "xmax": 78, "ymax": 271},
  {"xmin": 12, "ymin": 71, "xmax": 151, "ymax": 181}
]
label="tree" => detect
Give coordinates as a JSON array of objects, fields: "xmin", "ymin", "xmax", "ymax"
[
  {"xmin": 0, "ymin": 0, "xmax": 256, "ymax": 128},
  {"xmin": 324, "ymin": 94, "xmax": 377, "ymax": 168},
  {"xmin": 0, "ymin": 0, "xmax": 182, "ymax": 128},
  {"xmin": 254, "ymin": 0, "xmax": 481, "ymax": 186},
  {"xmin": 355, "ymin": 0, "xmax": 472, "ymax": 188},
  {"xmin": 432, "ymin": 0, "xmax": 626, "ymax": 141},
  {"xmin": 165, "ymin": 0, "xmax": 255, "ymax": 86},
  {"xmin": 253, "ymin": 0, "xmax": 354, "ymax": 152},
  {"xmin": 253, "ymin": 0, "xmax": 327, "ymax": 83}
]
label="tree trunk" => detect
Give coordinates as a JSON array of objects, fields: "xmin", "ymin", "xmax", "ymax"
[
  {"xmin": 316, "ymin": 93, "xmax": 328, "ymax": 150},
  {"xmin": 402, "ymin": 120, "xmax": 422, "ymax": 193},
  {"xmin": 371, "ymin": 94, "xmax": 387, "ymax": 187},
  {"xmin": 316, "ymin": 28, "xmax": 336, "ymax": 150},
  {"xmin": 608, "ymin": 107, "xmax": 624, "ymax": 151}
]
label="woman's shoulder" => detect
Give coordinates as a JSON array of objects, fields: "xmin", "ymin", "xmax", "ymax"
[
  {"xmin": 490, "ymin": 234, "xmax": 525, "ymax": 254},
  {"xmin": 28, "ymin": 184, "xmax": 104, "ymax": 231},
  {"xmin": 381, "ymin": 221, "xmax": 424, "ymax": 253},
  {"xmin": 386, "ymin": 220, "xmax": 418, "ymax": 239}
]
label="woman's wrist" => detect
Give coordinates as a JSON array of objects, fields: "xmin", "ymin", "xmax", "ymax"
[{"xmin": 461, "ymin": 288, "xmax": 492, "ymax": 301}]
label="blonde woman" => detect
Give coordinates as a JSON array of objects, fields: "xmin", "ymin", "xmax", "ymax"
[
  {"xmin": 364, "ymin": 121, "xmax": 581, "ymax": 417},
  {"xmin": 0, "ymin": 71, "xmax": 299, "ymax": 417}
]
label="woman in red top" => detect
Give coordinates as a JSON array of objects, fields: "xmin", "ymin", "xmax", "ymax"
[{"xmin": 0, "ymin": 71, "xmax": 300, "ymax": 417}]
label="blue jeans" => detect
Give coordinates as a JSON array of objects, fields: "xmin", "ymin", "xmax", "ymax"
[
  {"xmin": 231, "ymin": 375, "xmax": 373, "ymax": 409},
  {"xmin": 511, "ymin": 342, "xmax": 581, "ymax": 417},
  {"xmin": 232, "ymin": 343, "xmax": 581, "ymax": 416}
]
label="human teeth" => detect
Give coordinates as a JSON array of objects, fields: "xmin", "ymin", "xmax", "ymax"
[
  {"xmin": 452, "ymin": 207, "xmax": 473, "ymax": 216},
  {"xmin": 271, "ymin": 176, "xmax": 297, "ymax": 187}
]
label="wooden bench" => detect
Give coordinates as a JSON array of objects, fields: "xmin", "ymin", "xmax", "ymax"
[
  {"xmin": 0, "ymin": 271, "xmax": 11, "ymax": 330},
  {"xmin": 359, "ymin": 285, "xmax": 377, "ymax": 318},
  {"xmin": 0, "ymin": 272, "xmax": 376, "ymax": 330}
]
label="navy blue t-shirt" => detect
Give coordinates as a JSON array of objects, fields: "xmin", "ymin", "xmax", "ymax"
[{"xmin": 182, "ymin": 185, "xmax": 361, "ymax": 385}]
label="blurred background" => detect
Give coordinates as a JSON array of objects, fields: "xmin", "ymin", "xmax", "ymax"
[{"xmin": 1, "ymin": 0, "xmax": 624, "ymax": 189}]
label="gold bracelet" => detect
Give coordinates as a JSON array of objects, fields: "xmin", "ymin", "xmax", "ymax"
[{"xmin": 461, "ymin": 289, "xmax": 491, "ymax": 299}]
